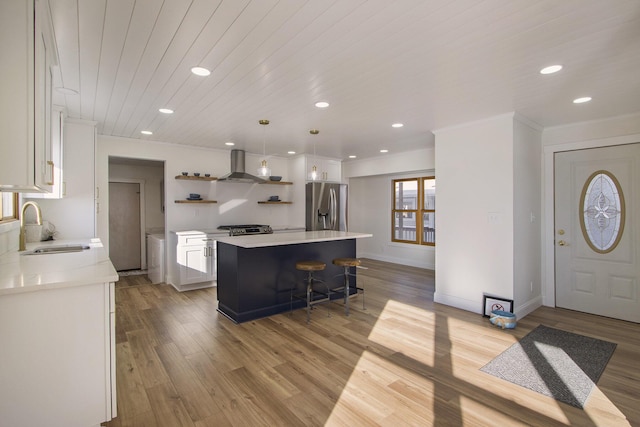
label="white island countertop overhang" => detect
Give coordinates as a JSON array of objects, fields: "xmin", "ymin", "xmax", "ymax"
[
  {"xmin": 216, "ymin": 230, "xmax": 373, "ymax": 249},
  {"xmin": 0, "ymin": 238, "xmax": 119, "ymax": 295}
]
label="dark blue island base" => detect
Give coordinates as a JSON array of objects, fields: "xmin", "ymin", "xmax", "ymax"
[{"xmin": 216, "ymin": 239, "xmax": 357, "ymax": 323}]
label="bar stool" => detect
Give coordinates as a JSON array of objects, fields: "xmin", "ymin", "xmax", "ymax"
[
  {"xmin": 331, "ymin": 258, "xmax": 365, "ymax": 316},
  {"xmin": 291, "ymin": 260, "xmax": 331, "ymax": 323}
]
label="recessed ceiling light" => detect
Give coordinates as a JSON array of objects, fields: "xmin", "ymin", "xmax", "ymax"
[
  {"xmin": 191, "ymin": 66, "xmax": 211, "ymax": 76},
  {"xmin": 159, "ymin": 108, "xmax": 174, "ymax": 114},
  {"xmin": 288, "ymin": 151, "xmax": 296, "ymax": 154},
  {"xmin": 141, "ymin": 130, "xmax": 153, "ymax": 135},
  {"xmin": 349, "ymin": 155, "xmax": 357, "ymax": 159},
  {"xmin": 392, "ymin": 123, "xmax": 404, "ymax": 128},
  {"xmin": 55, "ymin": 87, "xmax": 79, "ymax": 95},
  {"xmin": 315, "ymin": 101, "xmax": 329, "ymax": 108},
  {"xmin": 573, "ymin": 97, "xmax": 592, "ymax": 104},
  {"xmin": 225, "ymin": 142, "xmax": 235, "ymax": 146},
  {"xmin": 380, "ymin": 149, "xmax": 389, "ymax": 153},
  {"xmin": 540, "ymin": 65, "xmax": 563, "ymax": 74}
]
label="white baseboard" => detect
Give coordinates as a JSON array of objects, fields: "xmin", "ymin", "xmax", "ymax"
[
  {"xmin": 515, "ymin": 295, "xmax": 543, "ymax": 319},
  {"xmin": 433, "ymin": 291, "xmax": 481, "ymax": 314},
  {"xmin": 357, "ymin": 252, "xmax": 435, "ymax": 270}
]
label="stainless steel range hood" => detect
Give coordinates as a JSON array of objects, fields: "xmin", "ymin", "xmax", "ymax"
[{"xmin": 217, "ymin": 149, "xmax": 266, "ymax": 183}]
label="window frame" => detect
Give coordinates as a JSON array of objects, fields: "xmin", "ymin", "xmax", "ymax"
[
  {"xmin": 0, "ymin": 192, "xmax": 19, "ymax": 223},
  {"xmin": 392, "ymin": 176, "xmax": 435, "ymax": 246}
]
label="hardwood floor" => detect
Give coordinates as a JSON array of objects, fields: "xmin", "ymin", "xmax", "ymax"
[{"xmin": 104, "ymin": 259, "xmax": 639, "ymax": 426}]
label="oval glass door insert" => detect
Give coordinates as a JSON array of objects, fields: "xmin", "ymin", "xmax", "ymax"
[{"xmin": 579, "ymin": 170, "xmax": 625, "ymax": 253}]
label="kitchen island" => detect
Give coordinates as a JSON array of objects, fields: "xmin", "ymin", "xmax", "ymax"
[
  {"xmin": 0, "ymin": 238, "xmax": 118, "ymax": 427},
  {"xmin": 216, "ymin": 230, "xmax": 372, "ymax": 323}
]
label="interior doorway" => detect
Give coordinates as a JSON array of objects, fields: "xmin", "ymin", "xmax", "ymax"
[{"xmin": 108, "ymin": 157, "xmax": 166, "ymax": 273}]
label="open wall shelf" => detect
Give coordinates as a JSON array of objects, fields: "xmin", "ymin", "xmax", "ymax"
[{"xmin": 175, "ymin": 175, "xmax": 217, "ymax": 181}]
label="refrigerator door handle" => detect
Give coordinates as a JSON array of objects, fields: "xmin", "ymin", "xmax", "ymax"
[{"xmin": 330, "ymin": 188, "xmax": 337, "ymax": 229}]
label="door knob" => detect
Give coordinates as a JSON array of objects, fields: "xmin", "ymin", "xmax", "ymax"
[{"xmin": 558, "ymin": 240, "xmax": 569, "ymax": 246}]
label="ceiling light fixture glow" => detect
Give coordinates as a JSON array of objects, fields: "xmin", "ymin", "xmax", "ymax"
[
  {"xmin": 380, "ymin": 149, "xmax": 389, "ymax": 153},
  {"xmin": 191, "ymin": 66, "xmax": 211, "ymax": 76},
  {"xmin": 573, "ymin": 97, "xmax": 592, "ymax": 104},
  {"xmin": 159, "ymin": 108, "xmax": 174, "ymax": 114},
  {"xmin": 141, "ymin": 130, "xmax": 153, "ymax": 135},
  {"xmin": 540, "ymin": 65, "xmax": 563, "ymax": 74},
  {"xmin": 225, "ymin": 142, "xmax": 235, "ymax": 146},
  {"xmin": 392, "ymin": 123, "xmax": 404, "ymax": 128},
  {"xmin": 288, "ymin": 151, "xmax": 296, "ymax": 154},
  {"xmin": 315, "ymin": 101, "xmax": 329, "ymax": 108},
  {"xmin": 349, "ymin": 155, "xmax": 357, "ymax": 158}
]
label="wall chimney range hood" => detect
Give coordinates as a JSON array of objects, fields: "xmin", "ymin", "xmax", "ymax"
[{"xmin": 217, "ymin": 149, "xmax": 266, "ymax": 183}]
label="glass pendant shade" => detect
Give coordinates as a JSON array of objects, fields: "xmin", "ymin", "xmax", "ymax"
[
  {"xmin": 257, "ymin": 159, "xmax": 271, "ymax": 177},
  {"xmin": 309, "ymin": 129, "xmax": 319, "ymax": 180},
  {"xmin": 258, "ymin": 119, "xmax": 271, "ymax": 177}
]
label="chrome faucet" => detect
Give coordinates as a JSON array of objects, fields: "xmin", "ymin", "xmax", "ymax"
[{"xmin": 19, "ymin": 201, "xmax": 42, "ymax": 251}]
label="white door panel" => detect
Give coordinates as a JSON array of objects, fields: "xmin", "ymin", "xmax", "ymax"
[{"xmin": 554, "ymin": 143, "xmax": 639, "ymax": 323}]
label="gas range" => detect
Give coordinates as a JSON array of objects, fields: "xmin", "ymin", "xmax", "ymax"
[{"xmin": 217, "ymin": 224, "xmax": 273, "ymax": 236}]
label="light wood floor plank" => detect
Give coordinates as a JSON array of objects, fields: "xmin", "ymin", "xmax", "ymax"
[{"xmin": 103, "ymin": 260, "xmax": 639, "ymax": 426}]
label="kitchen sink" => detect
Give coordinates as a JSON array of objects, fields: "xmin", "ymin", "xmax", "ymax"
[{"xmin": 22, "ymin": 244, "xmax": 91, "ymax": 255}]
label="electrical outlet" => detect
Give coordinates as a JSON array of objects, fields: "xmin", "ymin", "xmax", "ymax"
[{"xmin": 488, "ymin": 212, "xmax": 502, "ymax": 224}]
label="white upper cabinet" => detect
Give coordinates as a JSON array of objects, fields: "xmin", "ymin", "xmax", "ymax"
[
  {"xmin": 305, "ymin": 156, "xmax": 342, "ymax": 182},
  {"xmin": 0, "ymin": 0, "xmax": 58, "ymax": 192}
]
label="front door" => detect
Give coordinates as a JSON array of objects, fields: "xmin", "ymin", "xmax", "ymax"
[{"xmin": 554, "ymin": 143, "xmax": 639, "ymax": 323}]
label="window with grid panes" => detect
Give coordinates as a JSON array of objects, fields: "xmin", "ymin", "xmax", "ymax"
[{"xmin": 392, "ymin": 177, "xmax": 435, "ymax": 245}]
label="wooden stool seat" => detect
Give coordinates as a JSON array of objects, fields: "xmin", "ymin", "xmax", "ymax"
[
  {"xmin": 332, "ymin": 258, "xmax": 361, "ymax": 268},
  {"xmin": 296, "ymin": 260, "xmax": 326, "ymax": 271}
]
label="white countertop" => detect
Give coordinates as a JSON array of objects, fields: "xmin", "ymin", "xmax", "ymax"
[
  {"xmin": 216, "ymin": 230, "xmax": 372, "ymax": 248},
  {"xmin": 0, "ymin": 238, "xmax": 118, "ymax": 296},
  {"xmin": 171, "ymin": 225, "xmax": 306, "ymax": 237}
]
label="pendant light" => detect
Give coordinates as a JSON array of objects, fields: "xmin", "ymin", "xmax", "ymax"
[
  {"xmin": 257, "ymin": 119, "xmax": 271, "ymax": 177},
  {"xmin": 309, "ymin": 129, "xmax": 319, "ymax": 180}
]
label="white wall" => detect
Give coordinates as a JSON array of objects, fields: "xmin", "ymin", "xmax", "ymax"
[
  {"xmin": 513, "ymin": 116, "xmax": 542, "ymax": 317},
  {"xmin": 343, "ymin": 147, "xmax": 435, "ymax": 179},
  {"xmin": 349, "ymin": 172, "xmax": 435, "ymax": 269},
  {"xmin": 343, "ymin": 148, "xmax": 436, "ymax": 268},
  {"xmin": 96, "ymin": 135, "xmax": 296, "ymax": 250},
  {"xmin": 434, "ymin": 114, "xmax": 517, "ymax": 313}
]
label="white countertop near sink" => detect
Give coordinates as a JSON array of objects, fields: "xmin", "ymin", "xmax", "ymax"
[
  {"xmin": 216, "ymin": 230, "xmax": 372, "ymax": 249},
  {"xmin": 0, "ymin": 238, "xmax": 118, "ymax": 296}
]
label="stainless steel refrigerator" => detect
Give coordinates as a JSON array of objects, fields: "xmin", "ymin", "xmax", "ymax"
[{"xmin": 306, "ymin": 182, "xmax": 348, "ymax": 231}]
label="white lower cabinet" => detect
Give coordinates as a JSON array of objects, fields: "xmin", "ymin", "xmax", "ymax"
[
  {"xmin": 0, "ymin": 282, "xmax": 115, "ymax": 427},
  {"xmin": 170, "ymin": 231, "xmax": 217, "ymax": 291}
]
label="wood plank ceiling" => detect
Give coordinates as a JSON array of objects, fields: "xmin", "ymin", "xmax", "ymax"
[{"xmin": 49, "ymin": 0, "xmax": 640, "ymax": 160}]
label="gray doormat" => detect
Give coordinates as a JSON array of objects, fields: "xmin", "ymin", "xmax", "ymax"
[{"xmin": 480, "ymin": 324, "xmax": 617, "ymax": 408}]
